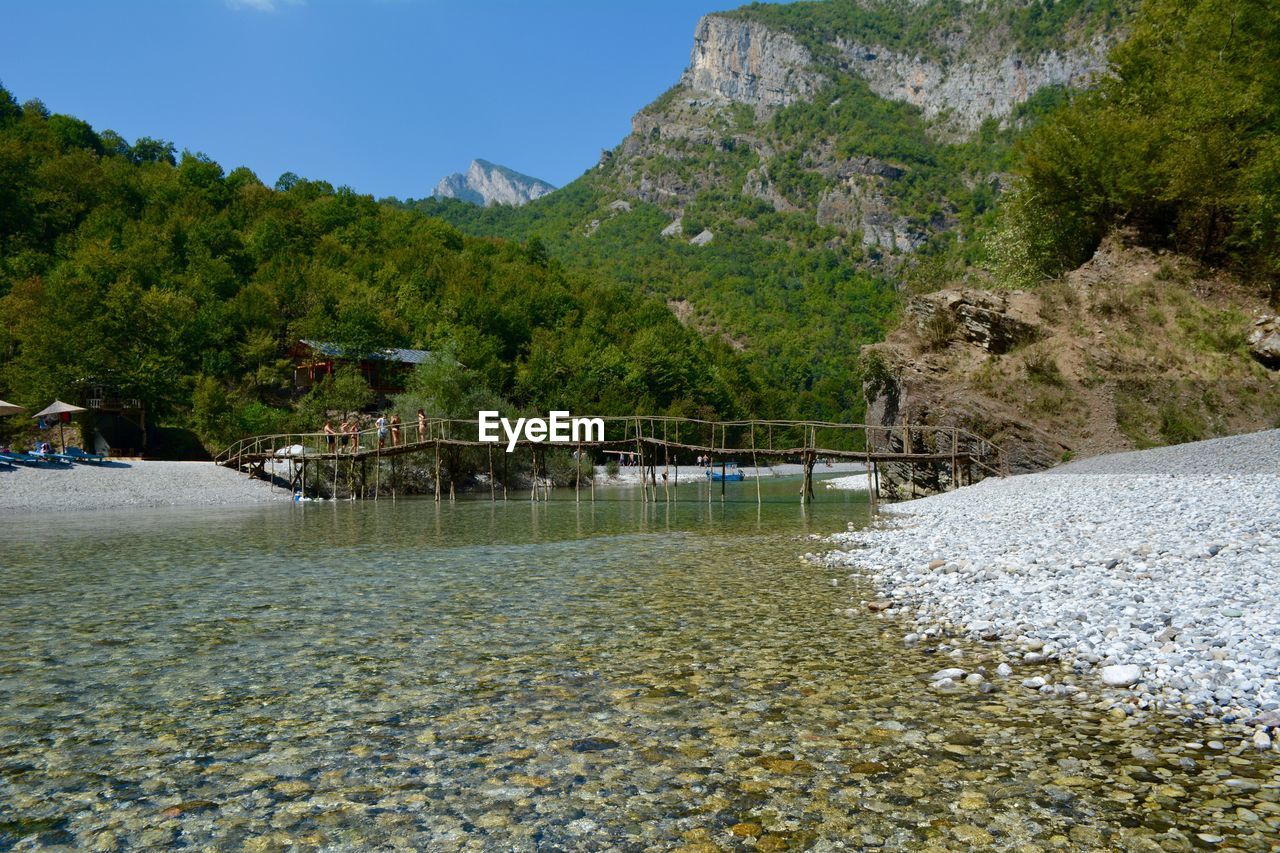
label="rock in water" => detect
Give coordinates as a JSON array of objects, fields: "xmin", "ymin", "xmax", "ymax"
[
  {"xmin": 930, "ymin": 668, "xmax": 966, "ymax": 682},
  {"xmin": 1101, "ymin": 664, "xmax": 1142, "ymax": 687}
]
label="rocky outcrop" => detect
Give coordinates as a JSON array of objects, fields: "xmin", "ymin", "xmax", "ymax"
[
  {"xmin": 742, "ymin": 165, "xmax": 799, "ymax": 212},
  {"xmin": 906, "ymin": 290, "xmax": 1040, "ymax": 354},
  {"xmin": 817, "ymin": 181, "xmax": 937, "ymax": 253},
  {"xmin": 682, "ymin": 15, "xmax": 823, "ymax": 108},
  {"xmin": 1248, "ymin": 314, "xmax": 1280, "ymax": 369},
  {"xmin": 861, "ymin": 240, "xmax": 1280, "ymax": 486},
  {"xmin": 433, "ymin": 159, "xmax": 555, "ymax": 207}
]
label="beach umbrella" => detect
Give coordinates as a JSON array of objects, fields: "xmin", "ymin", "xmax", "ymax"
[
  {"xmin": 33, "ymin": 400, "xmax": 87, "ymax": 452},
  {"xmin": 0, "ymin": 399, "xmax": 25, "ymax": 416}
]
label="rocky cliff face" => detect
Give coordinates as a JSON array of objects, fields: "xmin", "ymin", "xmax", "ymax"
[
  {"xmin": 832, "ymin": 36, "xmax": 1108, "ymax": 134},
  {"xmin": 681, "ymin": 15, "xmax": 823, "ymax": 109},
  {"xmin": 679, "ymin": 11, "xmax": 1108, "ymax": 131},
  {"xmin": 591, "ymin": 2, "xmax": 1118, "ymax": 259},
  {"xmin": 433, "ymin": 159, "xmax": 555, "ymax": 207}
]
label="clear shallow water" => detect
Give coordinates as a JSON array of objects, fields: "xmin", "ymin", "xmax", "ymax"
[{"xmin": 1, "ymin": 477, "xmax": 1276, "ymax": 850}]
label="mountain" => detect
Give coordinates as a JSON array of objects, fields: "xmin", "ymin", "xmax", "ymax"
[
  {"xmin": 432, "ymin": 159, "xmax": 555, "ymax": 207},
  {"xmin": 402, "ymin": 0, "xmax": 1136, "ymax": 423},
  {"xmin": 606, "ymin": 0, "xmax": 1126, "ymax": 259}
]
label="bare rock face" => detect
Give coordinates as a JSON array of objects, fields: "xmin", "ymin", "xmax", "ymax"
[
  {"xmin": 907, "ymin": 290, "xmax": 1040, "ymax": 354},
  {"xmin": 682, "ymin": 15, "xmax": 823, "ymax": 108},
  {"xmin": 689, "ymin": 229, "xmax": 714, "ymax": 246},
  {"xmin": 433, "ymin": 159, "xmax": 555, "ymax": 207},
  {"xmin": 817, "ymin": 181, "xmax": 935, "ymax": 253},
  {"xmin": 1248, "ymin": 314, "xmax": 1280, "ymax": 368},
  {"xmin": 680, "ymin": 14, "xmax": 1108, "ymax": 133},
  {"xmin": 835, "ymin": 38, "xmax": 1109, "ymax": 134},
  {"xmin": 742, "ymin": 166, "xmax": 799, "ymax": 212}
]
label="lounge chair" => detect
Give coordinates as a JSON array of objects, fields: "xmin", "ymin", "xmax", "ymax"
[
  {"xmin": 4, "ymin": 450, "xmax": 69, "ymax": 466},
  {"xmin": 63, "ymin": 446, "xmax": 107, "ymax": 465}
]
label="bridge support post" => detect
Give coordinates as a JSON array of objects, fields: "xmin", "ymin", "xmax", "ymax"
[{"xmin": 751, "ymin": 422, "xmax": 761, "ymax": 507}]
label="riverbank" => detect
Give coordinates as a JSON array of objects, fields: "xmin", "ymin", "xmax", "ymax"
[
  {"xmin": 822, "ymin": 430, "xmax": 1280, "ymax": 738},
  {"xmin": 0, "ymin": 460, "xmax": 287, "ymax": 514}
]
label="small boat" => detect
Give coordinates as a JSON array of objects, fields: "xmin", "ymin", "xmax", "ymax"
[{"xmin": 706, "ymin": 461, "xmax": 745, "ymax": 481}]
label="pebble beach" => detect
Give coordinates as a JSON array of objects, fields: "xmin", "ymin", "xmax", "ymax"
[
  {"xmin": 0, "ymin": 460, "xmax": 287, "ymax": 514},
  {"xmin": 822, "ymin": 429, "xmax": 1280, "ymax": 739}
]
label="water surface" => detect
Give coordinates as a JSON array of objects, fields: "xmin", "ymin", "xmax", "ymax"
[{"xmin": 1, "ymin": 478, "xmax": 1276, "ymax": 849}]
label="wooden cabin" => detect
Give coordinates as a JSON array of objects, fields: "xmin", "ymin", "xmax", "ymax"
[{"xmin": 291, "ymin": 340, "xmax": 432, "ymax": 395}]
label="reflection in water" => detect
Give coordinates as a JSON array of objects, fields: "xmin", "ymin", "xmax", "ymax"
[{"xmin": 0, "ymin": 479, "xmax": 1276, "ymax": 849}]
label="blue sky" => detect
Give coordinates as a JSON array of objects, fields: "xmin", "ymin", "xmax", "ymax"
[{"xmin": 1, "ymin": 0, "xmax": 736, "ymax": 198}]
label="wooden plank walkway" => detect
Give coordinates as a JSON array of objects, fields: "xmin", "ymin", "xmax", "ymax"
[{"xmin": 215, "ymin": 416, "xmax": 1005, "ymax": 503}]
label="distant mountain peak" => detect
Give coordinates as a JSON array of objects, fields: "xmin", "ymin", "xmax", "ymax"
[{"xmin": 432, "ymin": 159, "xmax": 555, "ymax": 207}]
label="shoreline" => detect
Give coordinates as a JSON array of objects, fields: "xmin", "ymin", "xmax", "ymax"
[
  {"xmin": 819, "ymin": 429, "xmax": 1280, "ymax": 746},
  {"xmin": 0, "ymin": 458, "xmax": 869, "ymax": 516},
  {"xmin": 591, "ymin": 460, "xmax": 865, "ymax": 486}
]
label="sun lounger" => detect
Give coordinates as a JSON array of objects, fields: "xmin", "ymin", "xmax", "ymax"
[
  {"xmin": 4, "ymin": 451, "xmax": 69, "ymax": 466},
  {"xmin": 62, "ymin": 446, "xmax": 107, "ymax": 464}
]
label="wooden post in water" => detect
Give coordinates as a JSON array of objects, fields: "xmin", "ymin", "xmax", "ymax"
[
  {"xmin": 434, "ymin": 440, "xmax": 441, "ymax": 503},
  {"xmin": 634, "ymin": 417, "xmax": 646, "ymax": 504},
  {"xmin": 374, "ymin": 447, "xmax": 380, "ymax": 501},
  {"xmin": 751, "ymin": 421, "xmax": 761, "ymax": 507},
  {"xmin": 575, "ymin": 444, "xmax": 581, "ymax": 504},
  {"xmin": 488, "ymin": 445, "xmax": 495, "ymax": 502}
]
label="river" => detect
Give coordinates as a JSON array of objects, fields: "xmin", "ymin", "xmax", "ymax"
[{"xmin": 1, "ymin": 476, "xmax": 1275, "ymax": 849}]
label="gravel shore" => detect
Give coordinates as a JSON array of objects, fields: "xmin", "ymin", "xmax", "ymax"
[
  {"xmin": 0, "ymin": 460, "xmax": 288, "ymax": 514},
  {"xmin": 821, "ymin": 430, "xmax": 1280, "ymax": 734}
]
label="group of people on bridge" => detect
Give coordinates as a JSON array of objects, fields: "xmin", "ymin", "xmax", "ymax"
[{"xmin": 320, "ymin": 409, "xmax": 432, "ymax": 454}]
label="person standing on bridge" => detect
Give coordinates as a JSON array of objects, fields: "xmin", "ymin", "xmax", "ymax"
[
  {"xmin": 323, "ymin": 420, "xmax": 336, "ymax": 454},
  {"xmin": 347, "ymin": 419, "xmax": 359, "ymax": 451},
  {"xmin": 417, "ymin": 409, "xmax": 426, "ymax": 443},
  {"xmin": 390, "ymin": 413, "xmax": 401, "ymax": 447},
  {"xmin": 376, "ymin": 414, "xmax": 388, "ymax": 449}
]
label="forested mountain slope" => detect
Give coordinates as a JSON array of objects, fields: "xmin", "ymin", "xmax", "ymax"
[{"xmin": 0, "ymin": 90, "xmax": 752, "ymax": 451}]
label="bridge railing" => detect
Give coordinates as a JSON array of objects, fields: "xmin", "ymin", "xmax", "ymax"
[{"xmin": 215, "ymin": 416, "xmax": 1004, "ymax": 479}]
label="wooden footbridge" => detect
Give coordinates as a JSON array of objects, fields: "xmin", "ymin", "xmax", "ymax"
[{"xmin": 214, "ymin": 416, "xmax": 1005, "ymax": 503}]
